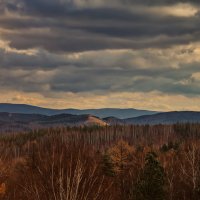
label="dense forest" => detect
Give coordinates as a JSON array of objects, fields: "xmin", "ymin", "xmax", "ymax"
[{"xmin": 0, "ymin": 123, "xmax": 200, "ymax": 200}]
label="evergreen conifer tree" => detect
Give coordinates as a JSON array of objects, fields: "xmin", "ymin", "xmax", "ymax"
[{"xmin": 135, "ymin": 152, "xmax": 166, "ymax": 200}]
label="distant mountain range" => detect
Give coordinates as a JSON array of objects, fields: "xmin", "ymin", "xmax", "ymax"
[
  {"xmin": 0, "ymin": 104, "xmax": 200, "ymax": 133},
  {"xmin": 0, "ymin": 103, "xmax": 157, "ymax": 119}
]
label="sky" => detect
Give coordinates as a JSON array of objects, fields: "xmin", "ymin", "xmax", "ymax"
[{"xmin": 0, "ymin": 0, "xmax": 200, "ymax": 111}]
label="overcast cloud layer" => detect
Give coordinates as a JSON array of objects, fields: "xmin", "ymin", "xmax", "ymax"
[{"xmin": 0, "ymin": 0, "xmax": 200, "ymax": 110}]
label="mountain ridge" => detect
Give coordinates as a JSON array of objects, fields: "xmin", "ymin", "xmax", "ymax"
[
  {"xmin": 125, "ymin": 111, "xmax": 200, "ymax": 125},
  {"xmin": 0, "ymin": 103, "xmax": 158, "ymax": 119},
  {"xmin": 0, "ymin": 112, "xmax": 107, "ymax": 133}
]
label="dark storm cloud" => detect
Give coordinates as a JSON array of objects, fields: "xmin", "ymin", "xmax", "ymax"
[
  {"xmin": 3, "ymin": 30, "xmax": 200, "ymax": 53},
  {"xmin": 4, "ymin": 0, "xmax": 200, "ymax": 14},
  {"xmin": 1, "ymin": 65, "xmax": 200, "ymax": 96},
  {"xmin": 0, "ymin": 48, "xmax": 70, "ymax": 68},
  {"xmin": 45, "ymin": 65, "xmax": 200, "ymax": 96},
  {"xmin": 1, "ymin": 0, "xmax": 200, "ymax": 98},
  {"xmin": 0, "ymin": 0, "xmax": 199, "ymax": 52},
  {"xmin": 1, "ymin": 47, "xmax": 200, "ymax": 96},
  {"xmin": 1, "ymin": 14, "xmax": 200, "ymax": 53}
]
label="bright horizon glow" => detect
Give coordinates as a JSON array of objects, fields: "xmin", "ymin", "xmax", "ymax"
[{"xmin": 1, "ymin": 90, "xmax": 200, "ymax": 112}]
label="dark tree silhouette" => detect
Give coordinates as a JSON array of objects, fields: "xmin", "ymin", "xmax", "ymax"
[{"xmin": 135, "ymin": 152, "xmax": 166, "ymax": 200}]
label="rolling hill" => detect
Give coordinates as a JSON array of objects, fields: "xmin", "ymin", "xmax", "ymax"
[
  {"xmin": 103, "ymin": 117, "xmax": 125, "ymax": 125},
  {"xmin": 0, "ymin": 112, "xmax": 107, "ymax": 133},
  {"xmin": 125, "ymin": 111, "xmax": 200, "ymax": 125}
]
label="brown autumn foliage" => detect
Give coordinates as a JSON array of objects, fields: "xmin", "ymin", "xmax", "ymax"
[
  {"xmin": 108, "ymin": 140, "xmax": 134, "ymax": 173},
  {"xmin": 0, "ymin": 124, "xmax": 200, "ymax": 199}
]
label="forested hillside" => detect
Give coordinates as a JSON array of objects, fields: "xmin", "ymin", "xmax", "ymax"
[{"xmin": 0, "ymin": 124, "xmax": 200, "ymax": 199}]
